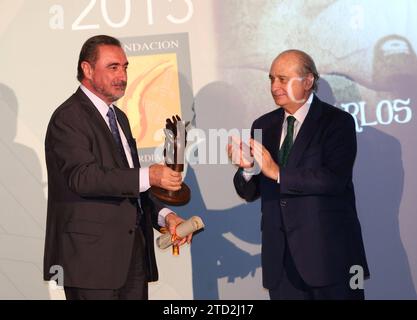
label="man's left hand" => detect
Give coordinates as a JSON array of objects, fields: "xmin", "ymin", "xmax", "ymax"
[
  {"xmin": 250, "ymin": 139, "xmax": 280, "ymax": 181},
  {"xmin": 165, "ymin": 212, "xmax": 192, "ymax": 245}
]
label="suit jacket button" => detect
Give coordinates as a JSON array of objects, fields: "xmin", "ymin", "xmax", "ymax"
[
  {"xmin": 129, "ymin": 229, "xmax": 134, "ymax": 234},
  {"xmin": 280, "ymin": 200, "xmax": 287, "ymax": 207}
]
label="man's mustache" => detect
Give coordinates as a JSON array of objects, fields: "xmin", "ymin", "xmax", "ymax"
[{"xmin": 112, "ymin": 81, "xmax": 127, "ymax": 88}]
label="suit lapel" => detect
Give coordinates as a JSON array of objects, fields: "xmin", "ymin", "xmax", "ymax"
[
  {"xmin": 129, "ymin": 139, "xmax": 140, "ymax": 168},
  {"xmin": 264, "ymin": 108, "xmax": 285, "ymax": 164},
  {"xmin": 75, "ymin": 88, "xmax": 129, "ymax": 169},
  {"xmin": 114, "ymin": 107, "xmax": 141, "ymax": 168},
  {"xmin": 285, "ymin": 95, "xmax": 323, "ymax": 168}
]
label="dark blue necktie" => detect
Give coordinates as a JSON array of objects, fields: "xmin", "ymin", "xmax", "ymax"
[
  {"xmin": 107, "ymin": 107, "xmax": 129, "ymax": 166},
  {"xmin": 278, "ymin": 116, "xmax": 296, "ymax": 167},
  {"xmin": 107, "ymin": 107, "xmax": 143, "ymax": 222}
]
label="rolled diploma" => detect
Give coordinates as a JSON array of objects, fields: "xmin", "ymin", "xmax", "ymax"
[{"xmin": 156, "ymin": 216, "xmax": 205, "ymax": 249}]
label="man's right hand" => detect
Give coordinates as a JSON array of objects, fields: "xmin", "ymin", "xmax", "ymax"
[
  {"xmin": 227, "ymin": 136, "xmax": 254, "ymax": 169},
  {"xmin": 149, "ymin": 164, "xmax": 182, "ymax": 191}
]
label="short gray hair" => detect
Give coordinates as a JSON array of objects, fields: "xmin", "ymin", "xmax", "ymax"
[{"xmin": 277, "ymin": 49, "xmax": 320, "ymax": 92}]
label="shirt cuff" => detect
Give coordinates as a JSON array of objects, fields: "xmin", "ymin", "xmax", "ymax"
[
  {"xmin": 277, "ymin": 172, "xmax": 280, "ymax": 184},
  {"xmin": 139, "ymin": 167, "xmax": 151, "ymax": 193},
  {"xmin": 158, "ymin": 208, "xmax": 174, "ymax": 227},
  {"xmin": 242, "ymin": 168, "xmax": 253, "ymax": 182},
  {"xmin": 242, "ymin": 163, "xmax": 260, "ymax": 181}
]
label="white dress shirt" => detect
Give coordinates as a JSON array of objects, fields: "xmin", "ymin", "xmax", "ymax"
[
  {"xmin": 80, "ymin": 85, "xmax": 171, "ymax": 226},
  {"xmin": 243, "ymin": 92, "xmax": 314, "ymax": 183}
]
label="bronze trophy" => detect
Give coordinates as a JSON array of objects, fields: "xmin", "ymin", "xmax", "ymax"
[{"xmin": 151, "ymin": 115, "xmax": 191, "ymax": 206}]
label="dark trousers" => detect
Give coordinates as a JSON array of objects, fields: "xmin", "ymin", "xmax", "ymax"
[
  {"xmin": 269, "ymin": 236, "xmax": 364, "ymax": 300},
  {"xmin": 64, "ymin": 227, "xmax": 148, "ymax": 300}
]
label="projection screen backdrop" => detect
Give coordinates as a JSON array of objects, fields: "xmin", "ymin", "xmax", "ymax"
[{"xmin": 0, "ymin": 0, "xmax": 416, "ymax": 299}]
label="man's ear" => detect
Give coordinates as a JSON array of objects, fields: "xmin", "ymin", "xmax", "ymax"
[
  {"xmin": 81, "ymin": 61, "xmax": 93, "ymax": 80},
  {"xmin": 304, "ymin": 73, "xmax": 314, "ymax": 91}
]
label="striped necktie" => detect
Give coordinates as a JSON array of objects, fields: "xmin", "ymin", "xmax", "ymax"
[{"xmin": 106, "ymin": 107, "xmax": 129, "ymax": 166}]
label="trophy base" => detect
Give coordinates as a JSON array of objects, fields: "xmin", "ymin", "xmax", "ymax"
[{"xmin": 151, "ymin": 183, "xmax": 191, "ymax": 206}]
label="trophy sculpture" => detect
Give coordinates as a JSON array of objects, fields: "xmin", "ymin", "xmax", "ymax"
[{"xmin": 151, "ymin": 115, "xmax": 191, "ymax": 206}]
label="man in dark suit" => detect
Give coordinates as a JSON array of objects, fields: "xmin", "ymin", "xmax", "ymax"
[
  {"xmin": 228, "ymin": 50, "xmax": 369, "ymax": 300},
  {"xmin": 43, "ymin": 35, "xmax": 191, "ymax": 300}
]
